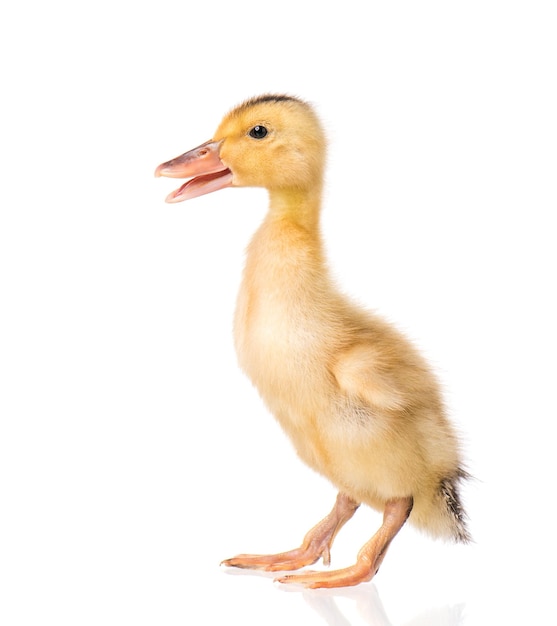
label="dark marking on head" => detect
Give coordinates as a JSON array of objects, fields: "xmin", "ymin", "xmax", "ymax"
[
  {"xmin": 247, "ymin": 94, "xmax": 305, "ymax": 106},
  {"xmin": 233, "ymin": 94, "xmax": 309, "ymax": 117}
]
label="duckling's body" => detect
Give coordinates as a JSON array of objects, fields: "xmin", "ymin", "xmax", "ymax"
[
  {"xmin": 156, "ymin": 95, "xmax": 469, "ymax": 588},
  {"xmin": 236, "ymin": 215, "xmax": 463, "ymax": 537}
]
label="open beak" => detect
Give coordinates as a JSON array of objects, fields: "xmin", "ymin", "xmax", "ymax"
[{"xmin": 155, "ymin": 140, "xmax": 233, "ymax": 203}]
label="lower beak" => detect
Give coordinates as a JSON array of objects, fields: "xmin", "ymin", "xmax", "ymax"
[{"xmin": 155, "ymin": 140, "xmax": 233, "ymax": 203}]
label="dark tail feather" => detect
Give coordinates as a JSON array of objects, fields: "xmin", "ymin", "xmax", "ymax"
[{"xmin": 439, "ymin": 469, "xmax": 471, "ymax": 543}]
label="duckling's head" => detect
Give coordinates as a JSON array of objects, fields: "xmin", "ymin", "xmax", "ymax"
[{"xmin": 155, "ymin": 94, "xmax": 326, "ymax": 203}]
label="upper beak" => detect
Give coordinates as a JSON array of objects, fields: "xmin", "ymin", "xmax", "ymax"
[{"xmin": 155, "ymin": 140, "xmax": 233, "ymax": 203}]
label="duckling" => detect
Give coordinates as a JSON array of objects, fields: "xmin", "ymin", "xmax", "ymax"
[{"xmin": 155, "ymin": 94, "xmax": 470, "ymax": 589}]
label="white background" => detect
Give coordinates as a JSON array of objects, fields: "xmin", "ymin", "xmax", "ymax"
[{"xmin": 1, "ymin": 1, "xmax": 556, "ymax": 624}]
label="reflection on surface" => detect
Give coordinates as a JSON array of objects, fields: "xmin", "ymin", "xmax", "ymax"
[
  {"xmin": 223, "ymin": 568, "xmax": 465, "ymax": 625},
  {"xmin": 302, "ymin": 585, "xmax": 465, "ymax": 626}
]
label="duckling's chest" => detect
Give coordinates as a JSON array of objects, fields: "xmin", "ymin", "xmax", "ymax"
[
  {"xmin": 234, "ymin": 266, "xmax": 323, "ymax": 385},
  {"xmin": 233, "ymin": 224, "xmax": 334, "ymax": 405}
]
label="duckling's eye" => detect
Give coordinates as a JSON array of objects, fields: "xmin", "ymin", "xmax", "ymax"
[{"xmin": 249, "ymin": 125, "xmax": 268, "ymax": 139}]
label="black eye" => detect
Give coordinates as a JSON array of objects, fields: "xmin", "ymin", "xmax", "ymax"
[{"xmin": 249, "ymin": 125, "xmax": 268, "ymax": 139}]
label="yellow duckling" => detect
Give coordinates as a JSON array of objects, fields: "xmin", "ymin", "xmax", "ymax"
[{"xmin": 155, "ymin": 94, "xmax": 470, "ymax": 589}]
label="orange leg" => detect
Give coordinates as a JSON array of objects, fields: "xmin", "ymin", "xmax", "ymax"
[
  {"xmin": 276, "ymin": 496, "xmax": 413, "ymax": 588},
  {"xmin": 221, "ymin": 493, "xmax": 360, "ymax": 572}
]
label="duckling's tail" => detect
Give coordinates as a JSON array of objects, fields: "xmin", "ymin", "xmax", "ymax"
[
  {"xmin": 439, "ymin": 468, "xmax": 471, "ymax": 543},
  {"xmin": 410, "ymin": 468, "xmax": 471, "ymax": 543}
]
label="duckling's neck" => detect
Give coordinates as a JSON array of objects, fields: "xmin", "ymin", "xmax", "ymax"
[{"xmin": 268, "ymin": 186, "xmax": 322, "ymax": 233}]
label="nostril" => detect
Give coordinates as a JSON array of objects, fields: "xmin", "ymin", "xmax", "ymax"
[{"xmin": 198, "ymin": 149, "xmax": 208, "ymax": 156}]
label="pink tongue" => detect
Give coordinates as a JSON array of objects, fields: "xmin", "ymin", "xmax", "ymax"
[{"xmin": 166, "ymin": 169, "xmax": 233, "ymax": 203}]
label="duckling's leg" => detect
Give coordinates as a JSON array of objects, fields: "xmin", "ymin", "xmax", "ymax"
[
  {"xmin": 276, "ymin": 496, "xmax": 413, "ymax": 589},
  {"xmin": 221, "ymin": 493, "xmax": 359, "ymax": 572}
]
